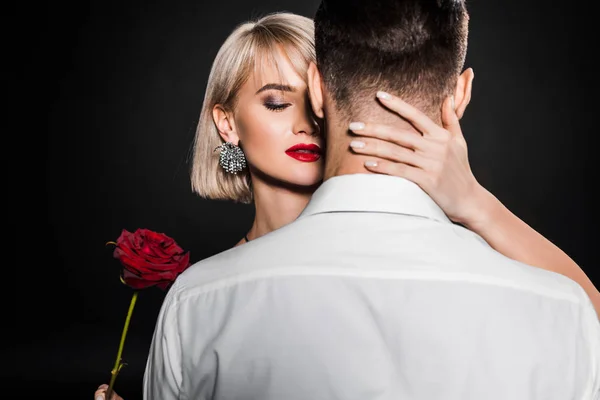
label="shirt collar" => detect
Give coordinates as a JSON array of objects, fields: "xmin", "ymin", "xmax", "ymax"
[{"xmin": 298, "ymin": 173, "xmax": 451, "ymax": 224}]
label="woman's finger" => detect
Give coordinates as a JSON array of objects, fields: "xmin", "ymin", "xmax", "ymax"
[
  {"xmin": 363, "ymin": 159, "xmax": 428, "ymax": 185},
  {"xmin": 375, "ymin": 91, "xmax": 448, "ymax": 139},
  {"xmin": 348, "ymin": 122, "xmax": 428, "ymax": 151},
  {"xmin": 95, "ymin": 385, "xmax": 122, "ymax": 400},
  {"xmin": 95, "ymin": 388, "xmax": 106, "ymax": 400},
  {"xmin": 349, "ymin": 138, "xmax": 429, "ymax": 169}
]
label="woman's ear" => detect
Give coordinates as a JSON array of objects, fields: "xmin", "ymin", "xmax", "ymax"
[
  {"xmin": 453, "ymin": 67, "xmax": 474, "ymax": 120},
  {"xmin": 307, "ymin": 62, "xmax": 325, "ymax": 119},
  {"xmin": 212, "ymin": 104, "xmax": 239, "ymax": 143}
]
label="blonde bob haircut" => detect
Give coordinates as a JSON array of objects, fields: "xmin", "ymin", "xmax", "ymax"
[{"xmin": 189, "ymin": 12, "xmax": 316, "ymax": 204}]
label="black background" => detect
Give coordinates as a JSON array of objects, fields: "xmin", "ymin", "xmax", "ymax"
[{"xmin": 15, "ymin": 0, "xmax": 596, "ymax": 398}]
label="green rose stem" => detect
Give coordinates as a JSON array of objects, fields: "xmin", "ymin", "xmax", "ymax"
[{"xmin": 106, "ymin": 290, "xmax": 139, "ymax": 400}]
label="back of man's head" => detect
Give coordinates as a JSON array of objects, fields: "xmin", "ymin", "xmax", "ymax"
[{"xmin": 314, "ymin": 0, "xmax": 469, "ymax": 121}]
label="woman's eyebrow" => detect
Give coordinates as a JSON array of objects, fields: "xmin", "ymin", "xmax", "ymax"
[{"xmin": 255, "ymin": 83, "xmax": 296, "ymax": 95}]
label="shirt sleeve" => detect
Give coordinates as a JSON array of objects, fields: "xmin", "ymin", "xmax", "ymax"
[
  {"xmin": 581, "ymin": 289, "xmax": 600, "ymax": 399},
  {"xmin": 143, "ymin": 284, "xmax": 183, "ymax": 400}
]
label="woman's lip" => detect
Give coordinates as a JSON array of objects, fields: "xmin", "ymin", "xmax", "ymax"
[
  {"xmin": 285, "ymin": 151, "xmax": 321, "ymax": 162},
  {"xmin": 285, "ymin": 143, "xmax": 322, "ymax": 153}
]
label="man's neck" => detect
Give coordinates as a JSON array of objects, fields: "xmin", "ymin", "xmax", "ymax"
[
  {"xmin": 322, "ymin": 110, "xmax": 423, "ymax": 181},
  {"xmin": 322, "ymin": 145, "xmax": 375, "ymax": 181}
]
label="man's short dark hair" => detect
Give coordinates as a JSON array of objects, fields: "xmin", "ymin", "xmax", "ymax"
[{"xmin": 314, "ymin": 0, "xmax": 469, "ymax": 119}]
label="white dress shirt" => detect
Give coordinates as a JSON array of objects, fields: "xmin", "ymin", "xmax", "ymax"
[{"xmin": 144, "ymin": 174, "xmax": 600, "ymax": 400}]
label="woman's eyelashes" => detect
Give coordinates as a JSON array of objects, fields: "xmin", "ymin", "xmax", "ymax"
[{"xmin": 262, "ymin": 96, "xmax": 291, "ymax": 112}]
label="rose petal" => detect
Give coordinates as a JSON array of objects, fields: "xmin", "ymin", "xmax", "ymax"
[
  {"xmin": 122, "ymin": 270, "xmax": 170, "ymax": 290},
  {"xmin": 122, "ymin": 262, "xmax": 179, "ymax": 281}
]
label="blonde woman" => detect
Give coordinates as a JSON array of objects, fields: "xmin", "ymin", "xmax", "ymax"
[{"xmin": 94, "ymin": 11, "xmax": 598, "ymax": 400}]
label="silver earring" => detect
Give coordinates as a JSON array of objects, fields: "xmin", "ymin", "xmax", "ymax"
[{"xmin": 215, "ymin": 142, "xmax": 247, "ymax": 174}]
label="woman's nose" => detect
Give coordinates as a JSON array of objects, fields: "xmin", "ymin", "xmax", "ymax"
[{"xmin": 294, "ymin": 116, "xmax": 321, "ymax": 137}]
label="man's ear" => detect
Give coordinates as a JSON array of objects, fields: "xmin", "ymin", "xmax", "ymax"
[
  {"xmin": 212, "ymin": 104, "xmax": 239, "ymax": 144},
  {"xmin": 453, "ymin": 67, "xmax": 474, "ymax": 120},
  {"xmin": 307, "ymin": 62, "xmax": 325, "ymax": 119}
]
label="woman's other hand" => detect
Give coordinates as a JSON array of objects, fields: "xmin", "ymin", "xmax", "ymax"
[{"xmin": 94, "ymin": 384, "xmax": 124, "ymax": 400}]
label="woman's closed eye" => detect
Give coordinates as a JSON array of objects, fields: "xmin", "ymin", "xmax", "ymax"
[
  {"xmin": 263, "ymin": 101, "xmax": 291, "ymax": 112},
  {"xmin": 263, "ymin": 95, "xmax": 292, "ymax": 112}
]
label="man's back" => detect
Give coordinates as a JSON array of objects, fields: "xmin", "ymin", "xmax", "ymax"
[{"xmin": 144, "ymin": 174, "xmax": 600, "ymax": 400}]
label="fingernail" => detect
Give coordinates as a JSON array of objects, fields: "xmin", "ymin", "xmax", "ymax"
[
  {"xmin": 96, "ymin": 396, "xmax": 104, "ymax": 400},
  {"xmin": 349, "ymin": 122, "xmax": 365, "ymax": 130},
  {"xmin": 350, "ymin": 140, "xmax": 365, "ymax": 149},
  {"xmin": 365, "ymin": 161, "xmax": 378, "ymax": 167},
  {"xmin": 450, "ymin": 95, "xmax": 455, "ymax": 110},
  {"xmin": 376, "ymin": 91, "xmax": 391, "ymax": 100}
]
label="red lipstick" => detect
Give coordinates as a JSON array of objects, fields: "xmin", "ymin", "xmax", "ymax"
[{"xmin": 285, "ymin": 143, "xmax": 322, "ymax": 162}]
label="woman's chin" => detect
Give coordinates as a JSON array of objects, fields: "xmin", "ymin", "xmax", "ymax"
[
  {"xmin": 271, "ymin": 174, "xmax": 322, "ymax": 192},
  {"xmin": 250, "ymin": 165, "xmax": 323, "ymax": 191},
  {"xmin": 285, "ymin": 172, "xmax": 324, "ymax": 189}
]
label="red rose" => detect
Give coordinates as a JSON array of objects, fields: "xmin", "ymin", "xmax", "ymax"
[{"xmin": 112, "ymin": 228, "xmax": 191, "ymax": 290}]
